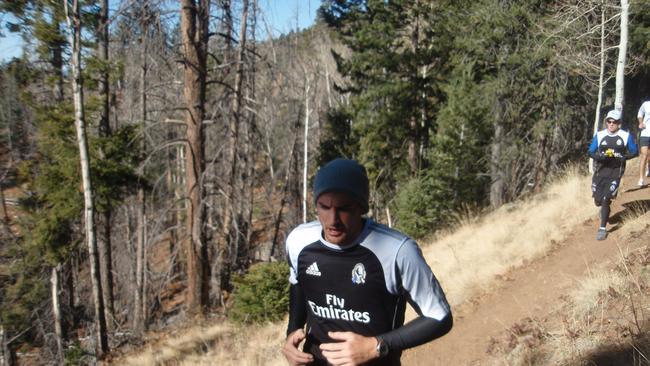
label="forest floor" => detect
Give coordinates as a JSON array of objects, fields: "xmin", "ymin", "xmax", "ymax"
[{"xmin": 403, "ymin": 166, "xmax": 650, "ymax": 365}]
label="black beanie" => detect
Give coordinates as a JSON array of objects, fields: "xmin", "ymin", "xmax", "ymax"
[{"xmin": 313, "ymin": 158, "xmax": 369, "ymax": 213}]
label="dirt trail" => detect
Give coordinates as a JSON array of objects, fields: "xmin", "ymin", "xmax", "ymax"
[{"xmin": 403, "ymin": 168, "xmax": 649, "ymax": 366}]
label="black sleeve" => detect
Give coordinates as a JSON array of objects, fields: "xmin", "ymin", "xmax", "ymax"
[
  {"xmin": 286, "ymin": 284, "xmax": 308, "ymax": 336},
  {"xmin": 376, "ymin": 313, "xmax": 453, "ymax": 352},
  {"xmin": 589, "ymin": 150, "xmax": 605, "ymax": 161}
]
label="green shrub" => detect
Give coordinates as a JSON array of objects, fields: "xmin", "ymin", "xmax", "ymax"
[
  {"xmin": 393, "ymin": 168, "xmax": 454, "ymax": 239},
  {"xmin": 64, "ymin": 341, "xmax": 90, "ymax": 366},
  {"xmin": 230, "ymin": 261, "xmax": 290, "ymax": 324}
]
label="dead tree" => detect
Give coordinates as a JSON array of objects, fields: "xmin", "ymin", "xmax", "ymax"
[
  {"xmin": 50, "ymin": 265, "xmax": 64, "ymax": 364},
  {"xmin": 64, "ymin": 0, "xmax": 109, "ymax": 356},
  {"xmin": 219, "ymin": 0, "xmax": 249, "ymax": 303},
  {"xmin": 180, "ymin": 0, "xmax": 210, "ymax": 314},
  {"xmin": 0, "ymin": 326, "xmax": 15, "ymax": 366},
  {"xmin": 96, "ymin": 0, "xmax": 116, "ymax": 330},
  {"xmin": 133, "ymin": 0, "xmax": 151, "ymax": 334},
  {"xmin": 614, "ymin": 0, "xmax": 628, "ymax": 111}
]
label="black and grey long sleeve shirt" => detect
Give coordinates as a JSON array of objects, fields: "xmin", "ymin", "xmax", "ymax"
[{"xmin": 286, "ymin": 219, "xmax": 451, "ymax": 365}]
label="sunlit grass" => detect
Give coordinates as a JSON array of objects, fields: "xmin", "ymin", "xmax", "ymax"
[{"xmin": 420, "ymin": 167, "xmax": 593, "ymax": 310}]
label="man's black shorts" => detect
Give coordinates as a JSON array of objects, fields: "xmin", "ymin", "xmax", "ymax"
[
  {"xmin": 591, "ymin": 176, "xmax": 620, "ymax": 206},
  {"xmin": 640, "ymin": 136, "xmax": 650, "ymax": 147},
  {"xmin": 591, "ymin": 176, "xmax": 621, "ymax": 206}
]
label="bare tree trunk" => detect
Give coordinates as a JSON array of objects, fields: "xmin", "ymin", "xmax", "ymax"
[
  {"xmin": 0, "ymin": 183, "xmax": 8, "ymax": 225},
  {"xmin": 407, "ymin": 4, "xmax": 421, "ymax": 175},
  {"xmin": 614, "ymin": 0, "xmax": 628, "ymax": 111},
  {"xmin": 98, "ymin": 211, "xmax": 114, "ymax": 328},
  {"xmin": 133, "ymin": 1, "xmax": 150, "ymax": 335},
  {"xmin": 50, "ymin": 265, "xmax": 64, "ymax": 364},
  {"xmin": 219, "ymin": 0, "xmax": 249, "ymax": 303},
  {"xmin": 95, "ymin": 0, "xmax": 115, "ymax": 331},
  {"xmin": 490, "ymin": 100, "xmax": 505, "ymax": 209},
  {"xmin": 134, "ymin": 188, "xmax": 147, "ymax": 333},
  {"xmin": 53, "ymin": 39, "xmax": 65, "ymax": 102},
  {"xmin": 98, "ymin": 0, "xmax": 110, "ymax": 139},
  {"xmin": 591, "ymin": 3, "xmax": 607, "ymax": 174},
  {"xmin": 64, "ymin": 260, "xmax": 75, "ymax": 322},
  {"xmin": 302, "ymin": 77, "xmax": 310, "ymax": 223},
  {"xmin": 323, "ymin": 52, "xmax": 333, "ymax": 109},
  {"xmin": 180, "ymin": 0, "xmax": 210, "ymax": 314},
  {"xmin": 240, "ymin": 0, "xmax": 257, "ymax": 267},
  {"xmin": 0, "ymin": 326, "xmax": 15, "ymax": 366},
  {"xmin": 270, "ymin": 129, "xmax": 300, "ymax": 260},
  {"xmin": 64, "ymin": 0, "xmax": 109, "ymax": 357}
]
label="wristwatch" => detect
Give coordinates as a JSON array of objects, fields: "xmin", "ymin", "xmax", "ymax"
[{"xmin": 375, "ymin": 336, "xmax": 389, "ymax": 358}]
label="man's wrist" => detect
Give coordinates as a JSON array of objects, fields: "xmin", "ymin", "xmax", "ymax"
[{"xmin": 375, "ymin": 336, "xmax": 389, "ymax": 358}]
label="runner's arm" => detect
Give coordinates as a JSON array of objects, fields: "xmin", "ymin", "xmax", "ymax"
[
  {"xmin": 638, "ymin": 106, "xmax": 645, "ymax": 129},
  {"xmin": 287, "ymin": 284, "xmax": 308, "ymax": 335},
  {"xmin": 588, "ymin": 135, "xmax": 605, "ymax": 161},
  {"xmin": 376, "ymin": 239, "xmax": 452, "ymax": 353},
  {"xmin": 376, "ymin": 312, "xmax": 452, "ymax": 352}
]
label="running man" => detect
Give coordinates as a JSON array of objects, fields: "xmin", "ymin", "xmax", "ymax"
[
  {"xmin": 637, "ymin": 100, "xmax": 650, "ymax": 186},
  {"xmin": 282, "ymin": 158, "xmax": 452, "ymax": 366},
  {"xmin": 588, "ymin": 110, "xmax": 638, "ymax": 241}
]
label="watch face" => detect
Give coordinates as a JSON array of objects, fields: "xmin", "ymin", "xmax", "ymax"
[{"xmin": 379, "ymin": 342, "xmax": 389, "ymax": 357}]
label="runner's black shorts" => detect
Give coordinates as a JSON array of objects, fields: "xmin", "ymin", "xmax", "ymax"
[
  {"xmin": 591, "ymin": 176, "xmax": 620, "ymax": 206},
  {"xmin": 640, "ymin": 136, "xmax": 650, "ymax": 147}
]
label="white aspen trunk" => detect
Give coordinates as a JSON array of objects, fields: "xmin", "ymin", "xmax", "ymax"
[
  {"xmin": 65, "ymin": 0, "xmax": 109, "ymax": 356},
  {"xmin": 0, "ymin": 184, "xmax": 8, "ymax": 224},
  {"xmin": 51, "ymin": 265, "xmax": 64, "ymax": 364},
  {"xmin": 385, "ymin": 207, "xmax": 392, "ymax": 228},
  {"xmin": 0, "ymin": 326, "xmax": 13, "ymax": 366},
  {"xmin": 590, "ymin": 4, "xmax": 608, "ymax": 174},
  {"xmin": 614, "ymin": 0, "xmax": 628, "ymax": 111},
  {"xmin": 324, "ymin": 61, "xmax": 333, "ymax": 109},
  {"xmin": 302, "ymin": 79, "xmax": 311, "ymax": 223}
]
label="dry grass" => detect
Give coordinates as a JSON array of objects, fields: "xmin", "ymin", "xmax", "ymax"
[
  {"xmin": 497, "ymin": 211, "xmax": 650, "ymax": 366},
  {"xmin": 420, "ymin": 167, "xmax": 594, "ymax": 309},
  {"xmin": 117, "ymin": 167, "xmax": 604, "ymax": 365},
  {"xmin": 118, "ymin": 321, "xmax": 286, "ymax": 366}
]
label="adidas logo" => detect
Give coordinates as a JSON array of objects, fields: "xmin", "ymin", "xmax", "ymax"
[{"xmin": 306, "ymin": 262, "xmax": 321, "ymax": 276}]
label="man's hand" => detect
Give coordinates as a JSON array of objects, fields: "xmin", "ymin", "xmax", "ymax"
[
  {"xmin": 282, "ymin": 329, "xmax": 313, "ymax": 366},
  {"xmin": 320, "ymin": 331, "xmax": 378, "ymax": 366}
]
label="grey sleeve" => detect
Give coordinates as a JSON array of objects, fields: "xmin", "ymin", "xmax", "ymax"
[
  {"xmin": 396, "ymin": 239, "xmax": 451, "ymax": 320},
  {"xmin": 375, "ymin": 239, "xmax": 453, "ymax": 352}
]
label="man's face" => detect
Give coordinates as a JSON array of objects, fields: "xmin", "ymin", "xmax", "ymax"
[
  {"xmin": 316, "ymin": 191, "xmax": 364, "ymax": 246},
  {"xmin": 606, "ymin": 119, "xmax": 621, "ymax": 133}
]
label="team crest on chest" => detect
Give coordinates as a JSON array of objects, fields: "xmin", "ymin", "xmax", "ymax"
[
  {"xmin": 616, "ymin": 139, "xmax": 622, "ymax": 145},
  {"xmin": 351, "ymin": 263, "xmax": 366, "ymax": 285}
]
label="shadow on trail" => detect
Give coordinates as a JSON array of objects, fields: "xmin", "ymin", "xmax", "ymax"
[
  {"xmin": 583, "ymin": 333, "xmax": 650, "ymax": 366},
  {"xmin": 608, "ymin": 200, "xmax": 650, "ymax": 233},
  {"xmin": 624, "ymin": 183, "xmax": 648, "ymax": 193}
]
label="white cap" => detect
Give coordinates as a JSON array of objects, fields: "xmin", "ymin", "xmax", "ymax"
[{"xmin": 605, "ymin": 109, "xmax": 622, "ymax": 121}]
